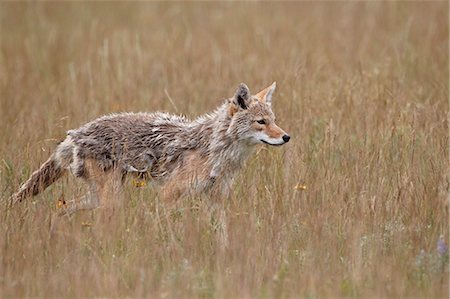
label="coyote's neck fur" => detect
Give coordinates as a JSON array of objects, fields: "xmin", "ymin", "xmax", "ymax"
[{"xmin": 190, "ymin": 103, "xmax": 255, "ymax": 175}]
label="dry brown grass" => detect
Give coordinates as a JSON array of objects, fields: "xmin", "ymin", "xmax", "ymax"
[{"xmin": 0, "ymin": 2, "xmax": 448, "ymax": 298}]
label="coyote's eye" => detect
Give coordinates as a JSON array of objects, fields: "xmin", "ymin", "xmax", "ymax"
[{"xmin": 256, "ymin": 119, "xmax": 266, "ymax": 125}]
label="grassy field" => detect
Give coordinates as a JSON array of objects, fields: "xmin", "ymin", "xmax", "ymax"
[{"xmin": 0, "ymin": 2, "xmax": 448, "ymax": 298}]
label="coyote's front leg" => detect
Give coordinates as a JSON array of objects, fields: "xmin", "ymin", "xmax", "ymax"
[
  {"xmin": 206, "ymin": 199, "xmax": 229, "ymax": 248},
  {"xmin": 205, "ymin": 177, "xmax": 235, "ymax": 248},
  {"xmin": 160, "ymin": 172, "xmax": 231, "ymax": 247}
]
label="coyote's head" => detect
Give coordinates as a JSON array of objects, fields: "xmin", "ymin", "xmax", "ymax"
[{"xmin": 227, "ymin": 82, "xmax": 290, "ymax": 146}]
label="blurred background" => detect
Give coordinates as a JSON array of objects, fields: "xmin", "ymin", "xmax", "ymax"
[{"xmin": 0, "ymin": 2, "xmax": 448, "ymax": 298}]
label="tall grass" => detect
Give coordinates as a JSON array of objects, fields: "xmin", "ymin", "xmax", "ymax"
[{"xmin": 0, "ymin": 2, "xmax": 448, "ymax": 298}]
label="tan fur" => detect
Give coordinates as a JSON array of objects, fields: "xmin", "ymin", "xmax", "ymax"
[
  {"xmin": 161, "ymin": 150, "xmax": 211, "ymax": 200},
  {"xmin": 265, "ymin": 124, "xmax": 286, "ymax": 139},
  {"xmin": 255, "ymin": 87, "xmax": 270, "ymax": 102},
  {"xmin": 85, "ymin": 159, "xmax": 123, "ymax": 200},
  {"xmin": 228, "ymin": 103, "xmax": 239, "ymax": 117},
  {"xmin": 59, "ymin": 159, "xmax": 124, "ymax": 216},
  {"xmin": 254, "ymin": 81, "xmax": 276, "ymax": 103}
]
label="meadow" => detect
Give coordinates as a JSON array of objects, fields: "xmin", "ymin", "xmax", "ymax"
[{"xmin": 0, "ymin": 2, "xmax": 448, "ymax": 298}]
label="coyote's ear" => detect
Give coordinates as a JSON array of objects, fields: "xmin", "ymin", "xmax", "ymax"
[
  {"xmin": 255, "ymin": 82, "xmax": 276, "ymax": 105},
  {"xmin": 233, "ymin": 83, "xmax": 251, "ymax": 110}
]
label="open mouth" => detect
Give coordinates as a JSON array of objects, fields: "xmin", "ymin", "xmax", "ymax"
[{"xmin": 260, "ymin": 139, "xmax": 285, "ymax": 146}]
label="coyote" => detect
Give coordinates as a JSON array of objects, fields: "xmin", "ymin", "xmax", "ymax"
[{"xmin": 12, "ymin": 82, "xmax": 290, "ymax": 215}]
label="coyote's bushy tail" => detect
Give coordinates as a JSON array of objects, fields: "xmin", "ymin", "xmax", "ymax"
[{"xmin": 12, "ymin": 155, "xmax": 65, "ymax": 203}]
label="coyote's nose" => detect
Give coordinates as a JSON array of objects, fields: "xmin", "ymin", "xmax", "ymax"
[{"xmin": 282, "ymin": 135, "xmax": 291, "ymax": 143}]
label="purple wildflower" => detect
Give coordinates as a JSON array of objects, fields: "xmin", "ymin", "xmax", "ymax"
[{"xmin": 437, "ymin": 235, "xmax": 448, "ymax": 256}]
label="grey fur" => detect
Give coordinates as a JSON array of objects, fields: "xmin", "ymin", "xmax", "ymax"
[{"xmin": 235, "ymin": 83, "xmax": 251, "ymax": 109}]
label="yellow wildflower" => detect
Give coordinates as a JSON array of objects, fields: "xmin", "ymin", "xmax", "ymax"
[
  {"xmin": 56, "ymin": 197, "xmax": 66, "ymax": 209},
  {"xmin": 294, "ymin": 184, "xmax": 307, "ymax": 190},
  {"xmin": 132, "ymin": 179, "xmax": 147, "ymax": 188}
]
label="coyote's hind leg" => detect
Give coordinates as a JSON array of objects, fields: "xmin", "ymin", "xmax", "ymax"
[
  {"xmin": 59, "ymin": 179, "xmax": 100, "ymax": 216},
  {"xmin": 59, "ymin": 159, "xmax": 123, "ymax": 216}
]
